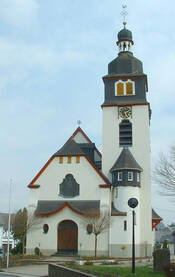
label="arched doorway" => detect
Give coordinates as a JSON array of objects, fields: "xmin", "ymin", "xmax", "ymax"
[{"xmin": 57, "ymin": 220, "xmax": 78, "ymax": 253}]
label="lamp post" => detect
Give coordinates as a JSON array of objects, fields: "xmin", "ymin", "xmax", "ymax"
[
  {"xmin": 7, "ymin": 179, "xmax": 12, "ymax": 268},
  {"xmin": 128, "ymin": 198, "xmax": 138, "ymax": 274}
]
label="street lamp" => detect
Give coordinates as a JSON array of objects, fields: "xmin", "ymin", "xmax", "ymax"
[
  {"xmin": 7, "ymin": 179, "xmax": 12, "ymax": 268},
  {"xmin": 128, "ymin": 198, "xmax": 138, "ymax": 274}
]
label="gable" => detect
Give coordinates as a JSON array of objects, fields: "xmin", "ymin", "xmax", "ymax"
[
  {"xmin": 69, "ymin": 127, "xmax": 91, "ymax": 144},
  {"xmin": 28, "ymin": 127, "xmax": 107, "ymax": 188}
]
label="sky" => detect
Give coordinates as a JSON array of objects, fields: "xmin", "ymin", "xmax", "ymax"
[{"xmin": 0, "ymin": 0, "xmax": 174, "ymax": 225}]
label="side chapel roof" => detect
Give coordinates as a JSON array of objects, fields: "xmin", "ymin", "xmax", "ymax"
[
  {"xmin": 110, "ymin": 148, "xmax": 142, "ymax": 172},
  {"xmin": 35, "ymin": 200, "xmax": 126, "ymax": 217},
  {"xmin": 152, "ymin": 209, "xmax": 162, "ymax": 220}
]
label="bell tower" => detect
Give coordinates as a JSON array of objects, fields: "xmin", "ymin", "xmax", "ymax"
[{"xmin": 101, "ymin": 17, "xmax": 152, "ymax": 256}]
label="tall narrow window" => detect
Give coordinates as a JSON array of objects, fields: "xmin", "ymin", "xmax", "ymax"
[
  {"xmin": 137, "ymin": 173, "xmax": 140, "ymax": 182},
  {"xmin": 67, "ymin": 156, "xmax": 71, "ymax": 163},
  {"xmin": 59, "ymin": 157, "xmax": 63, "ymax": 164},
  {"xmin": 116, "ymin": 82, "xmax": 124, "ymax": 96},
  {"xmin": 128, "ymin": 172, "xmax": 133, "ymax": 181},
  {"xmin": 118, "ymin": 172, "xmax": 123, "ymax": 181},
  {"xmin": 126, "ymin": 81, "xmax": 133, "ymax": 95},
  {"xmin": 119, "ymin": 120, "xmax": 132, "ymax": 146},
  {"xmin": 115, "ymin": 188, "xmax": 118, "ymax": 198},
  {"xmin": 76, "ymin": 156, "xmax": 80, "ymax": 163},
  {"xmin": 124, "ymin": 220, "xmax": 127, "ymax": 231}
]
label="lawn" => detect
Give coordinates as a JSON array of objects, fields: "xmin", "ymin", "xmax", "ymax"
[{"xmin": 74, "ymin": 264, "xmax": 165, "ymax": 277}]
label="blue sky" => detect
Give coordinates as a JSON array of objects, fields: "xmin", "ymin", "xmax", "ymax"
[{"xmin": 0, "ymin": 0, "xmax": 174, "ymax": 224}]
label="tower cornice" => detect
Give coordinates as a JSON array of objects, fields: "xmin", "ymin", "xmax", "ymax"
[{"xmin": 101, "ymin": 102, "xmax": 150, "ymax": 109}]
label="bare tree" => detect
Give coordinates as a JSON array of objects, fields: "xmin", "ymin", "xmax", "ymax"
[
  {"xmin": 82, "ymin": 209, "xmax": 111, "ymax": 257},
  {"xmin": 12, "ymin": 208, "xmax": 41, "ymax": 256},
  {"xmin": 154, "ymin": 146, "xmax": 175, "ymax": 198}
]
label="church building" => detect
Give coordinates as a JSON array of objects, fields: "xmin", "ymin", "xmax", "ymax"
[{"xmin": 26, "ymin": 23, "xmax": 161, "ymax": 257}]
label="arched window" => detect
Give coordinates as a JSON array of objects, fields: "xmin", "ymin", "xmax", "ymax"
[
  {"xmin": 119, "ymin": 120, "xmax": 132, "ymax": 147},
  {"xmin": 126, "ymin": 81, "xmax": 133, "ymax": 95},
  {"xmin": 116, "ymin": 81, "xmax": 124, "ymax": 96},
  {"xmin": 115, "ymin": 80, "xmax": 135, "ymax": 96}
]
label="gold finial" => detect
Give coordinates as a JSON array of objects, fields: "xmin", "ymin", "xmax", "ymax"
[{"xmin": 121, "ymin": 4, "xmax": 128, "ymax": 28}]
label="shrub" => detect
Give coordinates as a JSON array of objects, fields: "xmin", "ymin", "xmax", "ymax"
[
  {"xmin": 163, "ymin": 240, "xmax": 169, "ymax": 249},
  {"xmin": 11, "ymin": 242, "xmax": 23, "ymax": 255},
  {"xmin": 34, "ymin": 247, "xmax": 42, "ymax": 256},
  {"xmin": 65, "ymin": 261, "xmax": 76, "ymax": 266},
  {"xmin": 163, "ymin": 263, "xmax": 175, "ymax": 277},
  {"xmin": 84, "ymin": 261, "xmax": 94, "ymax": 266}
]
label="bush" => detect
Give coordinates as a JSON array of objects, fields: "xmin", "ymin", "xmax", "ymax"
[
  {"xmin": 11, "ymin": 242, "xmax": 23, "ymax": 255},
  {"xmin": 163, "ymin": 240, "xmax": 169, "ymax": 249},
  {"xmin": 84, "ymin": 261, "xmax": 94, "ymax": 266},
  {"xmin": 163, "ymin": 263, "xmax": 175, "ymax": 277},
  {"xmin": 34, "ymin": 247, "xmax": 42, "ymax": 256}
]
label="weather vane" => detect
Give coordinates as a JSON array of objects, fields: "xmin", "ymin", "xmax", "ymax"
[
  {"xmin": 77, "ymin": 120, "xmax": 82, "ymax": 127},
  {"xmin": 121, "ymin": 3, "xmax": 128, "ymax": 27}
]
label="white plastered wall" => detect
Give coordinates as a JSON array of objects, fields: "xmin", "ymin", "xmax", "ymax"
[
  {"xmin": 102, "ymin": 105, "xmax": 152, "ymax": 255},
  {"xmin": 26, "ymin": 206, "xmax": 109, "ymax": 256},
  {"xmin": 27, "ymin": 155, "xmax": 111, "ymax": 255},
  {"xmin": 30, "ymin": 156, "xmax": 106, "ymax": 202}
]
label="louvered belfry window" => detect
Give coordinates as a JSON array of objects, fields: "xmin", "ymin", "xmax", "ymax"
[{"xmin": 119, "ymin": 120, "xmax": 132, "ymax": 146}]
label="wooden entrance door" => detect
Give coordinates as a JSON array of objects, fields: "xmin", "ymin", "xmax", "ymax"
[{"xmin": 57, "ymin": 220, "xmax": 78, "ymax": 253}]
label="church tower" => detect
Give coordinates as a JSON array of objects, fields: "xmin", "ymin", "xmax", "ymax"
[{"xmin": 102, "ymin": 22, "xmax": 152, "ymax": 256}]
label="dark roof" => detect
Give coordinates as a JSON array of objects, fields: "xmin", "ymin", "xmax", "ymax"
[
  {"xmin": 152, "ymin": 209, "xmax": 162, "ymax": 220},
  {"xmin": 54, "ymin": 140, "xmax": 84, "ymax": 156},
  {"xmin": 111, "ymin": 203, "xmax": 127, "ymax": 216},
  {"xmin": 35, "ymin": 200, "xmax": 100, "ymax": 216},
  {"xmin": 118, "ymin": 28, "xmax": 133, "ymax": 42},
  {"xmin": 108, "ymin": 52, "xmax": 143, "ymax": 75},
  {"xmin": 110, "ymin": 148, "xmax": 142, "ymax": 172},
  {"xmin": 35, "ymin": 201, "xmax": 126, "ymax": 217}
]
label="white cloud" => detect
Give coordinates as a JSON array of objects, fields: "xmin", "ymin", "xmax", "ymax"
[{"xmin": 0, "ymin": 0, "xmax": 39, "ymax": 28}]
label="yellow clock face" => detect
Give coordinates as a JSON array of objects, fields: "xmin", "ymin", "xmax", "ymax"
[{"xmin": 119, "ymin": 107, "xmax": 132, "ymax": 118}]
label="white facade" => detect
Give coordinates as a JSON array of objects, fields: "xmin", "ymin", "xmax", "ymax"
[
  {"xmin": 26, "ymin": 25, "xmax": 160, "ymax": 257},
  {"xmin": 102, "ymin": 104, "xmax": 153, "ymax": 256}
]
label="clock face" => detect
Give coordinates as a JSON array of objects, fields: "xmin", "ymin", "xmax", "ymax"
[{"xmin": 119, "ymin": 107, "xmax": 132, "ymax": 118}]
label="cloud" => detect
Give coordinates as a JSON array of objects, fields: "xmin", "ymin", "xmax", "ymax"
[{"xmin": 0, "ymin": 0, "xmax": 39, "ymax": 28}]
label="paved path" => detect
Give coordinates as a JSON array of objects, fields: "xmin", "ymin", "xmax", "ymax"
[
  {"xmin": 1, "ymin": 256, "xmax": 76, "ymax": 277},
  {"xmin": 2, "ymin": 264, "xmax": 48, "ymax": 277}
]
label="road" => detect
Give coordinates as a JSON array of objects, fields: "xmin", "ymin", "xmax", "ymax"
[{"xmin": 0, "ymin": 273, "xmax": 19, "ymax": 277}]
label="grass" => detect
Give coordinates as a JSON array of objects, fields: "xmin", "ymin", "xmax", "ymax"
[{"xmin": 67, "ymin": 264, "xmax": 165, "ymax": 277}]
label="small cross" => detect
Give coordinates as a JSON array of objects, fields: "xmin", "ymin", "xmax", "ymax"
[
  {"xmin": 120, "ymin": 4, "xmax": 128, "ymax": 27},
  {"xmin": 77, "ymin": 120, "xmax": 82, "ymax": 127}
]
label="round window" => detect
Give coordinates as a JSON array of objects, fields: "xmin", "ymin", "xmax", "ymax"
[
  {"xmin": 87, "ymin": 224, "xmax": 93, "ymax": 234},
  {"xmin": 43, "ymin": 224, "xmax": 49, "ymax": 234}
]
